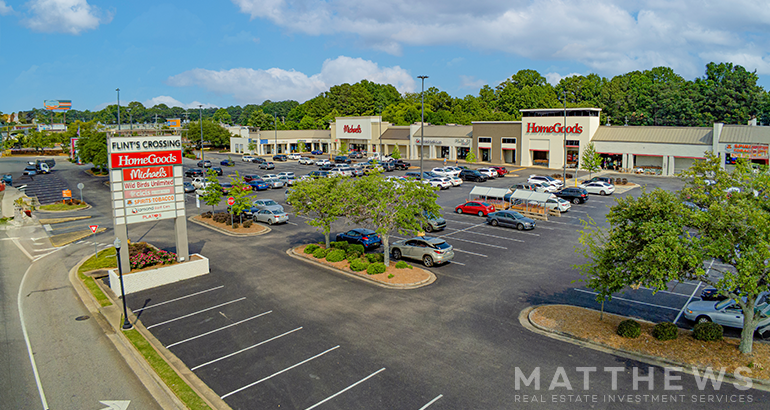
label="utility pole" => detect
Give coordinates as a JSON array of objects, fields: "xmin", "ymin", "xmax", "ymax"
[
  {"xmin": 115, "ymin": 88, "xmax": 121, "ymax": 132},
  {"xmin": 199, "ymin": 105, "xmax": 204, "ymax": 160},
  {"xmin": 418, "ymin": 75, "xmax": 429, "ymax": 179}
]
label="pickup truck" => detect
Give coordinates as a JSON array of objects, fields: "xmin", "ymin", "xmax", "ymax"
[{"xmin": 393, "ymin": 159, "xmax": 411, "ymax": 170}]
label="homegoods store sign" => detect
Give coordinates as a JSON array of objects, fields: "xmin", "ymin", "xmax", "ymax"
[{"xmin": 108, "ymin": 136, "xmax": 185, "ymax": 225}]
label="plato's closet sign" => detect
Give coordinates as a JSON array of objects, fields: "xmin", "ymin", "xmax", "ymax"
[{"xmin": 108, "ymin": 136, "xmax": 185, "ymax": 225}]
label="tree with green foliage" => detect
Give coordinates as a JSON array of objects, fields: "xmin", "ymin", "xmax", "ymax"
[
  {"xmin": 200, "ymin": 169, "xmax": 223, "ymax": 213},
  {"xmin": 288, "ymin": 176, "xmax": 347, "ymax": 247},
  {"xmin": 465, "ymin": 150, "xmax": 477, "ymax": 163},
  {"xmin": 75, "ymin": 121, "xmax": 108, "ymax": 169},
  {"xmin": 345, "ymin": 174, "xmax": 442, "ymax": 266},
  {"xmin": 339, "ymin": 141, "xmax": 348, "ymax": 155},
  {"xmin": 247, "ymin": 141, "xmax": 258, "ymax": 154},
  {"xmin": 297, "ymin": 141, "xmax": 307, "ymax": 153},
  {"xmin": 228, "ymin": 171, "xmax": 251, "ymax": 225},
  {"xmin": 580, "ymin": 142, "xmax": 602, "ymax": 179},
  {"xmin": 390, "ymin": 145, "xmax": 401, "ymax": 159},
  {"xmin": 213, "ymin": 108, "xmax": 232, "ymax": 124},
  {"xmin": 576, "ymin": 153, "xmax": 770, "ymax": 354},
  {"xmin": 185, "ymin": 120, "xmax": 233, "ymax": 148}
]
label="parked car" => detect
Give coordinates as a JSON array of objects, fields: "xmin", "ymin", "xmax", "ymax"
[
  {"xmin": 489, "ymin": 166, "xmax": 508, "ymax": 177},
  {"xmin": 529, "ymin": 196, "xmax": 571, "ymax": 212},
  {"xmin": 278, "ymin": 176, "xmax": 295, "ymax": 186},
  {"xmin": 459, "ymin": 169, "xmax": 488, "ymax": 182},
  {"xmin": 264, "ymin": 178, "xmax": 284, "ymax": 188},
  {"xmin": 248, "ymin": 180, "xmax": 269, "ymax": 191},
  {"xmin": 554, "ymin": 187, "xmax": 590, "ymax": 204},
  {"xmin": 423, "ymin": 212, "xmax": 446, "ymax": 233},
  {"xmin": 319, "ymin": 164, "xmax": 335, "ymax": 171},
  {"xmin": 23, "ymin": 165, "xmax": 37, "ymax": 176},
  {"xmin": 701, "ymin": 287, "xmax": 734, "ymax": 301},
  {"xmin": 220, "ymin": 159, "xmax": 235, "ymax": 166},
  {"xmin": 262, "ymin": 173, "xmax": 279, "ymax": 179},
  {"xmin": 287, "ymin": 153, "xmax": 301, "ymax": 160},
  {"xmin": 510, "ymin": 183, "xmax": 537, "ymax": 192},
  {"xmin": 531, "ymin": 181, "xmax": 558, "ymax": 193},
  {"xmin": 311, "ymin": 150, "xmax": 324, "ymax": 155},
  {"xmin": 330, "ymin": 167, "xmax": 354, "ymax": 177},
  {"xmin": 336, "ymin": 228, "xmax": 382, "ymax": 249},
  {"xmin": 183, "ymin": 181, "xmax": 195, "ymax": 193},
  {"xmin": 243, "ymin": 174, "xmax": 262, "ymax": 182},
  {"xmin": 393, "ymin": 159, "xmax": 411, "ymax": 170},
  {"xmin": 259, "ymin": 161, "xmax": 276, "ymax": 170},
  {"xmin": 486, "ymin": 210, "xmax": 536, "ymax": 231},
  {"xmin": 197, "ymin": 160, "xmax": 212, "ymax": 168},
  {"xmin": 277, "ymin": 172, "xmax": 295, "ymax": 179},
  {"xmin": 190, "ymin": 177, "xmax": 208, "ymax": 189},
  {"xmin": 185, "ymin": 168, "xmax": 203, "ymax": 178},
  {"xmin": 380, "ymin": 161, "xmax": 395, "ymax": 172},
  {"xmin": 348, "ymin": 151, "xmax": 363, "ymax": 159},
  {"xmin": 306, "ymin": 170, "xmax": 331, "ymax": 178},
  {"xmin": 299, "ymin": 157, "xmax": 314, "ymax": 165},
  {"xmin": 252, "ymin": 157, "xmax": 267, "ymax": 164},
  {"xmin": 254, "ymin": 209, "xmax": 289, "ymax": 225},
  {"xmin": 477, "ymin": 168, "xmax": 497, "ymax": 179},
  {"xmin": 390, "ymin": 236, "xmax": 454, "ymax": 267},
  {"xmin": 431, "ymin": 167, "xmax": 460, "ymax": 178},
  {"xmin": 579, "ymin": 181, "xmax": 615, "ymax": 196},
  {"xmin": 455, "ymin": 201, "xmax": 496, "ymax": 216},
  {"xmin": 447, "ymin": 176, "xmax": 463, "ymax": 186},
  {"xmin": 426, "ymin": 177, "xmax": 452, "ymax": 190},
  {"xmin": 220, "ymin": 182, "xmax": 233, "ymax": 194},
  {"xmin": 582, "ymin": 176, "xmax": 614, "ymax": 185},
  {"xmin": 316, "ymin": 159, "xmax": 331, "ymax": 166},
  {"xmin": 242, "ymin": 156, "xmax": 255, "ymax": 162},
  {"xmin": 251, "ymin": 198, "xmax": 284, "ymax": 213},
  {"xmin": 211, "ymin": 166, "xmax": 223, "ymax": 176},
  {"xmin": 684, "ymin": 295, "xmax": 770, "ymax": 332},
  {"xmin": 334, "ymin": 155, "xmax": 352, "ymax": 164},
  {"xmin": 273, "ymin": 154, "xmax": 288, "ymax": 161},
  {"xmin": 528, "ymin": 175, "xmax": 564, "ymax": 188}
]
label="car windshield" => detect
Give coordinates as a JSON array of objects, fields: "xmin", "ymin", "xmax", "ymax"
[
  {"xmin": 715, "ymin": 299, "xmax": 734, "ymax": 310},
  {"xmin": 480, "ymin": 202, "xmax": 492, "ymax": 207},
  {"xmin": 263, "ymin": 200, "xmax": 278, "ymax": 206},
  {"xmin": 432, "ymin": 241, "xmax": 451, "ymax": 249}
]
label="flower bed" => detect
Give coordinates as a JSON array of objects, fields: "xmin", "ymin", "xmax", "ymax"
[{"xmin": 129, "ymin": 242, "xmax": 177, "ymax": 270}]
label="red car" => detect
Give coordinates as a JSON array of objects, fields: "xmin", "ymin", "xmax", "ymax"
[
  {"xmin": 455, "ymin": 201, "xmax": 496, "ymax": 216},
  {"xmin": 490, "ymin": 166, "xmax": 508, "ymax": 177},
  {"xmin": 243, "ymin": 174, "xmax": 261, "ymax": 182}
]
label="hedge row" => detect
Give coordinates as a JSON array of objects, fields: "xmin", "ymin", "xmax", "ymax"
[{"xmin": 616, "ymin": 319, "xmax": 721, "ymax": 342}]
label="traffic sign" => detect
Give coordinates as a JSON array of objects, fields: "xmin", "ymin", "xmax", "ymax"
[
  {"xmin": 89, "ymin": 225, "xmax": 99, "ymax": 233},
  {"xmin": 227, "ymin": 197, "xmax": 235, "ymax": 205},
  {"xmin": 62, "ymin": 189, "xmax": 72, "ymax": 198}
]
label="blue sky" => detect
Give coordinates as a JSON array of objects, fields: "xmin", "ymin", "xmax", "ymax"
[{"xmin": 2, "ymin": 0, "xmax": 770, "ymax": 113}]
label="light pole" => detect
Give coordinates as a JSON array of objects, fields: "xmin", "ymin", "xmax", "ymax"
[
  {"xmin": 562, "ymin": 90, "xmax": 567, "ymax": 183},
  {"xmin": 199, "ymin": 105, "xmax": 204, "ymax": 160},
  {"xmin": 418, "ymin": 75, "xmax": 428, "ymax": 179},
  {"xmin": 274, "ymin": 112, "xmax": 278, "ymax": 155},
  {"xmin": 115, "ymin": 88, "xmax": 121, "ymax": 132},
  {"xmin": 114, "ymin": 238, "xmax": 133, "ymax": 330},
  {"xmin": 378, "ymin": 105, "xmax": 382, "ymax": 158}
]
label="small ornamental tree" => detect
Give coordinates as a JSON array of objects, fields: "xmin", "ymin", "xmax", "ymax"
[
  {"xmin": 465, "ymin": 150, "xmax": 477, "ymax": 163},
  {"xmin": 288, "ymin": 176, "xmax": 347, "ymax": 247},
  {"xmin": 200, "ymin": 168, "xmax": 223, "ymax": 213},
  {"xmin": 228, "ymin": 171, "xmax": 251, "ymax": 225},
  {"xmin": 297, "ymin": 141, "xmax": 307, "ymax": 153},
  {"xmin": 339, "ymin": 141, "xmax": 348, "ymax": 155},
  {"xmin": 390, "ymin": 145, "xmax": 402, "ymax": 159},
  {"xmin": 581, "ymin": 142, "xmax": 602, "ymax": 179},
  {"xmin": 247, "ymin": 141, "xmax": 258, "ymax": 154}
]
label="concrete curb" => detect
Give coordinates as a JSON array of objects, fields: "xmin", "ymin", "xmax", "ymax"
[
  {"xmin": 39, "ymin": 215, "xmax": 93, "ymax": 224},
  {"xmin": 70, "ymin": 254, "xmax": 233, "ymax": 409},
  {"xmin": 286, "ymin": 247, "xmax": 436, "ymax": 290},
  {"xmin": 188, "ymin": 215, "xmax": 271, "ymax": 237},
  {"xmin": 50, "ymin": 227, "xmax": 107, "ymax": 247},
  {"xmin": 519, "ymin": 305, "xmax": 770, "ymax": 393}
]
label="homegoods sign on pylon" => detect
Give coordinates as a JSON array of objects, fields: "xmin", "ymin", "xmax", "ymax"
[{"xmin": 107, "ymin": 135, "xmax": 190, "ymax": 272}]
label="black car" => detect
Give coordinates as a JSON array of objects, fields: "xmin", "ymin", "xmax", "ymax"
[
  {"xmin": 307, "ymin": 171, "xmax": 331, "ymax": 178},
  {"xmin": 273, "ymin": 154, "xmax": 288, "ymax": 161},
  {"xmin": 334, "ymin": 155, "xmax": 352, "ymax": 164},
  {"xmin": 404, "ymin": 171, "xmax": 423, "ymax": 180},
  {"xmin": 700, "ymin": 288, "xmax": 736, "ymax": 301},
  {"xmin": 197, "ymin": 160, "xmax": 212, "ymax": 168},
  {"xmin": 252, "ymin": 157, "xmax": 267, "ymax": 164},
  {"xmin": 393, "ymin": 159, "xmax": 411, "ymax": 170},
  {"xmin": 336, "ymin": 228, "xmax": 382, "ymax": 249},
  {"xmin": 319, "ymin": 164, "xmax": 334, "ymax": 171},
  {"xmin": 348, "ymin": 151, "xmax": 363, "ymax": 159},
  {"xmin": 554, "ymin": 187, "xmax": 589, "ymax": 204},
  {"xmin": 185, "ymin": 168, "xmax": 203, "ymax": 178},
  {"xmin": 220, "ymin": 159, "xmax": 235, "ymax": 166},
  {"xmin": 211, "ymin": 166, "xmax": 223, "ymax": 176},
  {"xmin": 459, "ymin": 169, "xmax": 487, "ymax": 182}
]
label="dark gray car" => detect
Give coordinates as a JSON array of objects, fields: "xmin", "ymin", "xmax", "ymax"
[{"xmin": 486, "ymin": 210, "xmax": 536, "ymax": 230}]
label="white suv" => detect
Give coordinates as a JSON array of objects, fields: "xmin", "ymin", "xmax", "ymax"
[
  {"xmin": 242, "ymin": 155, "xmax": 255, "ymax": 162},
  {"xmin": 287, "ymin": 153, "xmax": 301, "ymax": 160},
  {"xmin": 528, "ymin": 175, "xmax": 564, "ymax": 188},
  {"xmin": 329, "ymin": 167, "xmax": 354, "ymax": 177},
  {"xmin": 299, "ymin": 157, "xmax": 314, "ymax": 165},
  {"xmin": 431, "ymin": 167, "xmax": 460, "ymax": 178}
]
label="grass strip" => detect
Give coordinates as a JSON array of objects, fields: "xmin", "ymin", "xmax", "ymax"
[
  {"xmin": 123, "ymin": 329, "xmax": 212, "ymax": 410},
  {"xmin": 39, "ymin": 202, "xmax": 88, "ymax": 211},
  {"xmin": 77, "ymin": 248, "xmax": 116, "ymax": 307}
]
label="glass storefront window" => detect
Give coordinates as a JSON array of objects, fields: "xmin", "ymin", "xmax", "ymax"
[{"xmin": 457, "ymin": 147, "xmax": 469, "ymax": 159}]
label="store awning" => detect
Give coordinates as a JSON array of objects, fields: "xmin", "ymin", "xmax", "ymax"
[
  {"xmin": 508, "ymin": 189, "xmax": 552, "ymax": 203},
  {"xmin": 469, "ymin": 186, "xmax": 510, "ymax": 200}
]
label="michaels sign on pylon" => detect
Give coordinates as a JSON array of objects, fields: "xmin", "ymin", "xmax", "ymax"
[{"xmin": 343, "ymin": 125, "xmax": 362, "ymax": 133}]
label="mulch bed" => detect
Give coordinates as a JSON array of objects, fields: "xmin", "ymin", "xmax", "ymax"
[
  {"xmin": 192, "ymin": 214, "xmax": 268, "ymax": 234},
  {"xmin": 530, "ymin": 305, "xmax": 770, "ymax": 379},
  {"xmin": 295, "ymin": 244, "xmax": 431, "ymax": 286}
]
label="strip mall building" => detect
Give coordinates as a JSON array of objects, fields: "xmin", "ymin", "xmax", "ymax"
[{"xmin": 230, "ymin": 108, "xmax": 769, "ymax": 175}]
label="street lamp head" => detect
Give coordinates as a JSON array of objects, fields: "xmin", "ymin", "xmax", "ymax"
[
  {"xmin": 114, "ymin": 237, "xmax": 121, "ymax": 250},
  {"xmin": 418, "ymin": 75, "xmax": 429, "ymax": 80}
]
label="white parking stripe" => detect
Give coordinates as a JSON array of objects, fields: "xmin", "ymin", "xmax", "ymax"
[
  {"xmin": 446, "ymin": 236, "xmax": 508, "ymax": 249},
  {"xmin": 448, "ymin": 260, "xmax": 466, "ymax": 266},
  {"xmin": 635, "ymin": 286, "xmax": 700, "ymax": 298},
  {"xmin": 191, "ymin": 327, "xmax": 303, "ymax": 371},
  {"xmin": 442, "ymin": 218, "xmax": 481, "ymax": 226},
  {"xmin": 133, "ymin": 285, "xmax": 225, "ymax": 313},
  {"xmin": 221, "ymin": 345, "xmax": 340, "ymax": 399},
  {"xmin": 439, "ymin": 223, "xmax": 486, "ymax": 237},
  {"xmin": 166, "ymin": 310, "xmax": 272, "ymax": 348},
  {"xmin": 305, "ymin": 367, "xmax": 386, "ymax": 410},
  {"xmin": 147, "ymin": 298, "xmax": 246, "ymax": 329},
  {"xmin": 452, "ymin": 248, "xmax": 487, "ymax": 257},
  {"xmin": 419, "ymin": 394, "xmax": 444, "ymax": 410},
  {"xmin": 287, "ymin": 222, "xmax": 298, "ymax": 225},
  {"xmin": 572, "ymin": 289, "xmax": 680, "ymax": 311}
]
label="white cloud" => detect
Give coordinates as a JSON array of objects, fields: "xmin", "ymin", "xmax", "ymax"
[
  {"xmin": 143, "ymin": 96, "xmax": 218, "ymax": 109},
  {"xmin": 167, "ymin": 56, "xmax": 416, "ymax": 104},
  {"xmin": 459, "ymin": 75, "xmax": 485, "ymax": 89},
  {"xmin": 545, "ymin": 72, "xmax": 583, "ymax": 86},
  {"xmin": 230, "ymin": 0, "xmax": 770, "ymax": 79},
  {"xmin": 0, "ymin": 1, "xmax": 13, "ymax": 15},
  {"xmin": 22, "ymin": 0, "xmax": 112, "ymax": 35}
]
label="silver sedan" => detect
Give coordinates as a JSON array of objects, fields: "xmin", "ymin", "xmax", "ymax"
[
  {"xmin": 254, "ymin": 209, "xmax": 289, "ymax": 225},
  {"xmin": 390, "ymin": 236, "xmax": 454, "ymax": 267},
  {"xmin": 684, "ymin": 295, "xmax": 770, "ymax": 331},
  {"xmin": 263, "ymin": 178, "xmax": 285, "ymax": 189}
]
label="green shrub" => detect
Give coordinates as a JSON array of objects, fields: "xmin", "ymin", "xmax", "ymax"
[
  {"xmin": 232, "ymin": 222, "xmax": 239, "ymax": 229},
  {"xmin": 693, "ymin": 322, "xmax": 723, "ymax": 341},
  {"xmin": 395, "ymin": 261, "xmax": 412, "ymax": 269},
  {"xmin": 213, "ymin": 212, "xmax": 229, "ymax": 223},
  {"xmin": 348, "ymin": 244, "xmax": 365, "ymax": 255},
  {"xmin": 312, "ymin": 248, "xmax": 328, "ymax": 259},
  {"xmin": 330, "ymin": 241, "xmax": 349, "ymax": 250},
  {"xmin": 349, "ymin": 258, "xmax": 369, "ymax": 272},
  {"xmin": 366, "ymin": 253, "xmax": 385, "ymax": 264},
  {"xmin": 326, "ymin": 249, "xmax": 346, "ymax": 262},
  {"xmin": 652, "ymin": 322, "xmax": 679, "ymax": 341},
  {"xmin": 243, "ymin": 220, "xmax": 253, "ymax": 228},
  {"xmin": 346, "ymin": 250, "xmax": 362, "ymax": 260},
  {"xmin": 617, "ymin": 319, "xmax": 641, "ymax": 338},
  {"xmin": 201, "ymin": 211, "xmax": 213, "ymax": 218},
  {"xmin": 388, "ymin": 274, "xmax": 394, "ymax": 278},
  {"xmin": 304, "ymin": 244, "xmax": 319, "ymax": 254},
  {"xmin": 366, "ymin": 262, "xmax": 387, "ymax": 275}
]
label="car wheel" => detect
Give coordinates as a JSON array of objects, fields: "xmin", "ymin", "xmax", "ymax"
[
  {"xmin": 423, "ymin": 255, "xmax": 434, "ymax": 267},
  {"xmin": 425, "ymin": 224, "xmax": 433, "ymax": 233},
  {"xmin": 600, "ymin": 190, "xmax": 607, "ymax": 196},
  {"xmin": 456, "ymin": 208, "xmax": 463, "ymax": 214},
  {"xmin": 572, "ymin": 198, "xmax": 580, "ymax": 204},
  {"xmin": 392, "ymin": 249, "xmax": 402, "ymax": 260},
  {"xmin": 517, "ymin": 223, "xmax": 524, "ymax": 231},
  {"xmin": 268, "ymin": 219, "xmax": 273, "ymax": 225},
  {"xmin": 490, "ymin": 219, "xmax": 499, "ymax": 226},
  {"xmin": 696, "ymin": 316, "xmax": 711, "ymax": 324},
  {"xmin": 477, "ymin": 211, "xmax": 484, "ymax": 217}
]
